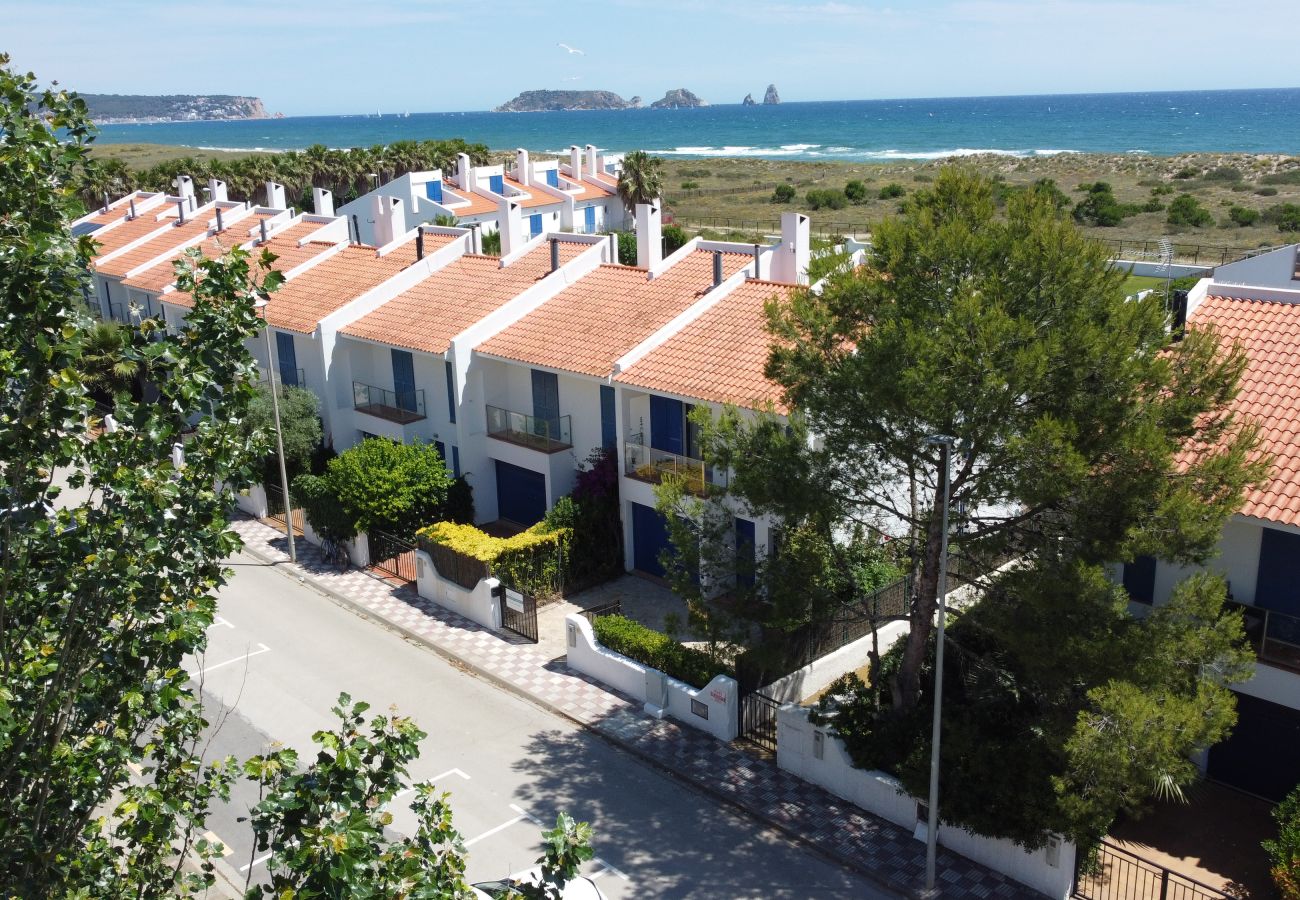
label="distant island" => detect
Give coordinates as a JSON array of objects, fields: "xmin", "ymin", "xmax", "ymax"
[
  {"xmin": 494, "ymin": 90, "xmax": 641, "ymax": 112},
  {"xmin": 742, "ymin": 93, "xmax": 756, "ymax": 106},
  {"xmin": 650, "ymin": 88, "xmax": 708, "ymax": 109},
  {"xmin": 764, "ymin": 84, "xmax": 781, "ymax": 105},
  {"xmin": 82, "ymin": 94, "xmax": 268, "ymax": 124}
]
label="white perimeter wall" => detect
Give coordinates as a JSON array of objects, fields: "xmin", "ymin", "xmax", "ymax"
[{"xmin": 763, "ymin": 621, "xmax": 910, "ymax": 704}]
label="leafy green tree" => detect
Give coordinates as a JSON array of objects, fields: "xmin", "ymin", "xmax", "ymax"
[
  {"xmin": 771, "ymin": 183, "xmax": 796, "ymax": 203},
  {"xmin": 1264, "ymin": 203, "xmax": 1300, "ymax": 233},
  {"xmin": 80, "ymin": 319, "xmax": 143, "ymax": 398},
  {"xmin": 616, "ymin": 149, "xmax": 665, "ymax": 213},
  {"xmin": 1228, "ymin": 205, "xmax": 1261, "ymax": 227},
  {"xmin": 1167, "ymin": 193, "xmax": 1213, "ymax": 228},
  {"xmin": 1027, "ymin": 177, "xmax": 1070, "ymax": 211},
  {"xmin": 615, "ymin": 230, "xmax": 637, "ymax": 265},
  {"xmin": 662, "ymin": 223, "xmax": 688, "ymax": 254},
  {"xmin": 805, "ymin": 188, "xmax": 847, "ymax": 211},
  {"xmin": 843, "ymin": 180, "xmax": 868, "ymax": 202},
  {"xmin": 877, "ymin": 182, "xmax": 905, "ymax": 200},
  {"xmin": 316, "ymin": 437, "xmax": 454, "ymax": 538},
  {"xmin": 1265, "ymin": 785, "xmax": 1300, "ymax": 900},
  {"xmin": 481, "ymin": 228, "xmax": 502, "ymax": 256},
  {"xmin": 1072, "ymin": 181, "xmax": 1130, "ymax": 226},
  {"xmin": 246, "ymin": 383, "xmax": 322, "ymax": 479}
]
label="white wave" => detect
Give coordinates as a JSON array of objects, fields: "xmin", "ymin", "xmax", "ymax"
[
  {"xmin": 825, "ymin": 146, "xmax": 856, "ymax": 153},
  {"xmin": 860, "ymin": 147, "xmax": 1080, "ymax": 160},
  {"xmin": 195, "ymin": 145, "xmax": 281, "ymax": 153},
  {"xmin": 779, "ymin": 143, "xmax": 820, "ymax": 151}
]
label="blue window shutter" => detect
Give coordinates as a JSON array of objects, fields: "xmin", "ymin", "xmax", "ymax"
[
  {"xmin": 546, "ymin": 169, "xmax": 559, "ymax": 187},
  {"xmin": 275, "ymin": 331, "xmax": 298, "ymax": 386},
  {"xmin": 649, "ymin": 395, "xmax": 684, "ymax": 454},
  {"xmin": 391, "ymin": 349, "xmax": 416, "ymax": 412},
  {"xmin": 735, "ymin": 518, "xmax": 756, "ymax": 587},
  {"xmin": 452, "ymin": 445, "xmax": 461, "ymax": 478},
  {"xmin": 445, "ymin": 360, "xmax": 456, "ymax": 423},
  {"xmin": 529, "ymin": 213, "xmax": 542, "ymax": 236},
  {"xmin": 1258, "ymin": 528, "xmax": 1300, "ymax": 614},
  {"xmin": 489, "ymin": 174, "xmax": 504, "ymax": 194},
  {"xmin": 600, "ymin": 385, "xmax": 616, "ymax": 450},
  {"xmin": 435, "ymin": 441, "xmax": 446, "ymax": 465},
  {"xmin": 584, "ymin": 205, "xmax": 596, "ymax": 232},
  {"xmin": 425, "ymin": 179, "xmax": 443, "ymax": 202},
  {"xmin": 531, "ymin": 369, "xmax": 560, "ymax": 423}
]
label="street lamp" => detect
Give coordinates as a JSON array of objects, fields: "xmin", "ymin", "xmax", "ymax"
[
  {"xmin": 923, "ymin": 434, "xmax": 955, "ymax": 895},
  {"xmin": 254, "ymin": 299, "xmax": 296, "ymax": 563}
]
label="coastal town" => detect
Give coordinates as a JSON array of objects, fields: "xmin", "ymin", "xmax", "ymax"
[{"xmin": 3, "ymin": 6, "xmax": 1300, "ymax": 899}]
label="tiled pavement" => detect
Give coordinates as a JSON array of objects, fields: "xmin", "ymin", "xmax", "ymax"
[{"xmin": 232, "ymin": 516, "xmax": 1040, "ymax": 900}]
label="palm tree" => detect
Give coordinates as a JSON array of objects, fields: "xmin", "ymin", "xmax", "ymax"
[
  {"xmin": 80, "ymin": 321, "xmax": 141, "ymax": 400},
  {"xmin": 616, "ymin": 150, "xmax": 665, "ymax": 214}
]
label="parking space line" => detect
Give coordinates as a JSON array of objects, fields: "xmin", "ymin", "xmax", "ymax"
[
  {"xmin": 194, "ymin": 643, "xmax": 270, "ymax": 677},
  {"xmin": 508, "ymin": 803, "xmax": 543, "ymax": 827},
  {"xmin": 393, "ymin": 768, "xmax": 471, "ymax": 799},
  {"xmin": 238, "ymin": 852, "xmax": 272, "ymax": 873},
  {"xmin": 208, "ymin": 616, "xmax": 234, "ymax": 630},
  {"xmin": 201, "ymin": 830, "xmax": 233, "ymax": 858},
  {"xmin": 590, "ymin": 858, "xmax": 630, "ymax": 881},
  {"xmin": 464, "ymin": 814, "xmax": 530, "ymax": 847}
]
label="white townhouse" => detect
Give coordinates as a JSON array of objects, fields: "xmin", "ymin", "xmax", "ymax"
[
  {"xmin": 1115, "ymin": 244, "xmax": 1300, "ymax": 801},
  {"xmin": 336, "ymin": 156, "xmax": 500, "ymax": 247}
]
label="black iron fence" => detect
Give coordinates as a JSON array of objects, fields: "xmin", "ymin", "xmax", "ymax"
[
  {"xmin": 264, "ymin": 483, "xmax": 304, "ymax": 534},
  {"xmin": 738, "ymin": 689, "xmax": 781, "ymax": 753},
  {"xmin": 370, "ymin": 528, "xmax": 418, "ymax": 583},
  {"xmin": 1075, "ymin": 840, "xmax": 1235, "ymax": 900},
  {"xmin": 580, "ymin": 600, "xmax": 622, "ymax": 624}
]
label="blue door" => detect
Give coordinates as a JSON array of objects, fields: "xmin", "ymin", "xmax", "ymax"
[
  {"xmin": 275, "ymin": 331, "xmax": 299, "ymax": 386},
  {"xmin": 495, "ymin": 460, "xmax": 547, "ymax": 526},
  {"xmin": 391, "ymin": 348, "xmax": 416, "ymax": 412},
  {"xmin": 649, "ymin": 395, "xmax": 684, "ymax": 454},
  {"xmin": 1257, "ymin": 528, "xmax": 1300, "ymax": 646},
  {"xmin": 489, "ymin": 174, "xmax": 504, "ymax": 194},
  {"xmin": 425, "ymin": 179, "xmax": 443, "ymax": 202},
  {"xmin": 632, "ymin": 502, "xmax": 670, "ymax": 577},
  {"xmin": 735, "ymin": 518, "xmax": 756, "ymax": 587},
  {"xmin": 584, "ymin": 205, "xmax": 596, "ymax": 233},
  {"xmin": 600, "ymin": 385, "xmax": 616, "ymax": 450},
  {"xmin": 546, "ymin": 169, "xmax": 559, "ymax": 187},
  {"xmin": 529, "ymin": 213, "xmax": 543, "ymax": 236},
  {"xmin": 532, "ymin": 369, "xmax": 560, "ymax": 440}
]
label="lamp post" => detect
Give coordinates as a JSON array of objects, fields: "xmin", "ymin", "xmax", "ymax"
[
  {"xmin": 254, "ymin": 299, "xmax": 296, "ymax": 563},
  {"xmin": 924, "ymin": 434, "xmax": 955, "ymax": 895}
]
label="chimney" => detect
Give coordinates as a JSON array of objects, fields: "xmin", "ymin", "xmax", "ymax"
[
  {"xmin": 550, "ymin": 237, "xmax": 560, "ymax": 273},
  {"xmin": 752, "ymin": 243, "xmax": 763, "ymax": 280},
  {"xmin": 174, "ymin": 175, "xmax": 195, "ymax": 205},
  {"xmin": 260, "ymin": 218, "xmax": 269, "ymax": 243},
  {"xmin": 175, "ymin": 198, "xmax": 187, "ymax": 226},
  {"xmin": 208, "ymin": 178, "xmax": 228, "ymax": 203},
  {"xmin": 712, "ymin": 251, "xmax": 724, "ymax": 288},
  {"xmin": 215, "ymin": 206, "xmax": 224, "ymax": 232},
  {"xmin": 585, "ymin": 144, "xmax": 599, "ymax": 177},
  {"xmin": 608, "ymin": 232, "xmax": 618, "ymax": 263},
  {"xmin": 456, "ymin": 152, "xmax": 474, "ymax": 191},
  {"xmin": 570, "ymin": 145, "xmax": 583, "ymax": 178},
  {"xmin": 416, "ymin": 229, "xmax": 425, "ymax": 261},
  {"xmin": 265, "ymin": 181, "xmax": 286, "ymax": 209},
  {"xmin": 772, "ymin": 211, "xmax": 811, "ymax": 285},
  {"xmin": 312, "ymin": 187, "xmax": 334, "ymax": 216},
  {"xmin": 498, "ymin": 199, "xmax": 523, "ymax": 257},
  {"xmin": 515, "ymin": 148, "xmax": 531, "ymax": 186},
  {"xmin": 101, "ymin": 192, "xmax": 110, "ymax": 213},
  {"xmin": 128, "ymin": 199, "xmax": 137, "ymax": 220},
  {"xmin": 372, "ymin": 195, "xmax": 403, "ymax": 247},
  {"xmin": 635, "ymin": 202, "xmax": 662, "ymax": 270}
]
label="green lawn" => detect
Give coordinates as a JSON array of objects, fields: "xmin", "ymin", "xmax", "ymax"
[{"xmin": 1120, "ymin": 274, "xmax": 1167, "ymax": 296}]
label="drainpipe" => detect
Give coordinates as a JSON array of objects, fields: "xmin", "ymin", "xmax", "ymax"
[
  {"xmin": 175, "ymin": 199, "xmax": 186, "ymax": 226},
  {"xmin": 259, "ymin": 219, "xmax": 269, "ymax": 244},
  {"xmin": 712, "ymin": 250, "xmax": 723, "ymax": 288}
]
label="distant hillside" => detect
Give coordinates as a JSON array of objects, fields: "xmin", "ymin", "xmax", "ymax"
[
  {"xmin": 82, "ymin": 94, "xmax": 268, "ymax": 124},
  {"xmin": 494, "ymin": 90, "xmax": 641, "ymax": 112}
]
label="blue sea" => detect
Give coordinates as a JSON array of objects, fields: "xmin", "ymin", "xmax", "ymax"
[{"xmin": 94, "ymin": 88, "xmax": 1300, "ymax": 161}]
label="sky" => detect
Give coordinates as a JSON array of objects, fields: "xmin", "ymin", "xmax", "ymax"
[{"xmin": 3, "ymin": 0, "xmax": 1296, "ymax": 116}]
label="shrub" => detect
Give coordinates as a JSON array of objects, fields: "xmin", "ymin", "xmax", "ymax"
[
  {"xmin": 444, "ymin": 475, "xmax": 475, "ymax": 524},
  {"xmin": 662, "ymin": 223, "xmax": 688, "ymax": 254},
  {"xmin": 1265, "ymin": 786, "xmax": 1300, "ymax": 900},
  {"xmin": 1261, "ymin": 170, "xmax": 1300, "ymax": 185},
  {"xmin": 591, "ymin": 615, "xmax": 730, "ymax": 689},
  {"xmin": 292, "ymin": 473, "xmax": 355, "ymax": 541},
  {"xmin": 843, "ymin": 180, "xmax": 868, "ymax": 202},
  {"xmin": 615, "ymin": 231, "xmax": 637, "ymax": 265},
  {"xmin": 1228, "ymin": 206, "xmax": 1261, "ymax": 227},
  {"xmin": 1204, "ymin": 165, "xmax": 1242, "ymax": 182},
  {"xmin": 877, "ymin": 183, "xmax": 905, "ymax": 200},
  {"xmin": 679, "ymin": 167, "xmax": 711, "ymax": 178},
  {"xmin": 419, "ymin": 519, "xmax": 570, "ymax": 599},
  {"xmin": 679, "ymin": 181, "xmax": 698, "ymax": 190},
  {"xmin": 1257, "ymin": 186, "xmax": 1280, "ymax": 196},
  {"xmin": 1173, "ymin": 167, "xmax": 1198, "ymax": 179},
  {"xmin": 246, "ymin": 384, "xmax": 323, "ymax": 480},
  {"xmin": 540, "ymin": 447, "xmax": 622, "ymax": 586},
  {"xmin": 322, "ymin": 438, "xmax": 453, "ymax": 538},
  {"xmin": 1029, "ymin": 178, "xmax": 1070, "ymax": 211},
  {"xmin": 912, "ymin": 173, "xmax": 933, "ymax": 183},
  {"xmin": 805, "ymin": 188, "xmax": 847, "ymax": 211},
  {"xmin": 771, "ymin": 183, "xmax": 796, "ymax": 203},
  {"xmin": 1151, "ymin": 184, "xmax": 1174, "ymax": 196},
  {"xmin": 1166, "ymin": 193, "xmax": 1213, "ymax": 228},
  {"xmin": 1141, "ymin": 198, "xmax": 1165, "ymax": 213},
  {"xmin": 479, "ymin": 229, "xmax": 501, "ymax": 256},
  {"xmin": 1073, "ymin": 182, "xmax": 1129, "ymax": 227},
  {"xmin": 1264, "ymin": 203, "xmax": 1300, "ymax": 232}
]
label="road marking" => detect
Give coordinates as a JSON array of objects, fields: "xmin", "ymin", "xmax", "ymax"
[
  {"xmin": 202, "ymin": 830, "xmax": 233, "ymax": 857},
  {"xmin": 590, "ymin": 858, "xmax": 630, "ymax": 881},
  {"xmin": 194, "ymin": 643, "xmax": 270, "ymax": 677},
  {"xmin": 465, "ymin": 814, "xmax": 530, "ymax": 847},
  {"xmin": 393, "ymin": 768, "xmax": 471, "ymax": 799},
  {"xmin": 509, "ymin": 803, "xmax": 543, "ymax": 827},
  {"xmin": 238, "ymin": 852, "xmax": 272, "ymax": 872},
  {"xmin": 208, "ymin": 616, "xmax": 234, "ymax": 630}
]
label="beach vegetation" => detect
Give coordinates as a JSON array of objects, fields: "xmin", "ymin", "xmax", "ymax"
[
  {"xmin": 680, "ymin": 180, "xmax": 699, "ymax": 189},
  {"xmin": 771, "ymin": 183, "xmax": 796, "ymax": 203},
  {"xmin": 1263, "ymin": 203, "xmax": 1300, "ymax": 232},
  {"xmin": 877, "ymin": 182, "xmax": 906, "ymax": 200},
  {"xmin": 1167, "ymin": 193, "xmax": 1214, "ymax": 228},
  {"xmin": 1174, "ymin": 167, "xmax": 1199, "ymax": 179},
  {"xmin": 663, "ymin": 223, "xmax": 689, "ymax": 253},
  {"xmin": 843, "ymin": 179, "xmax": 868, "ymax": 202},
  {"xmin": 1072, "ymin": 181, "xmax": 1133, "ymax": 226},
  {"xmin": 805, "ymin": 188, "xmax": 848, "ymax": 210},
  {"xmin": 1204, "ymin": 165, "xmax": 1243, "ymax": 182},
  {"xmin": 616, "ymin": 149, "xmax": 666, "ymax": 211},
  {"xmin": 1256, "ymin": 186, "xmax": 1279, "ymax": 196},
  {"xmin": 1261, "ymin": 170, "xmax": 1300, "ymax": 186},
  {"xmin": 480, "ymin": 228, "xmax": 502, "ymax": 255},
  {"xmin": 1228, "ymin": 206, "xmax": 1261, "ymax": 227}
]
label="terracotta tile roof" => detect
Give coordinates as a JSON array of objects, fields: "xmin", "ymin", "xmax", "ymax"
[
  {"xmin": 86, "ymin": 206, "xmax": 184, "ymax": 259},
  {"xmin": 594, "ymin": 172, "xmax": 618, "ymax": 188},
  {"xmin": 442, "ymin": 180, "xmax": 498, "ymax": 218},
  {"xmin": 503, "ymin": 176, "xmax": 561, "ymax": 209},
  {"xmin": 341, "ymin": 239, "xmax": 592, "ymax": 355},
  {"xmin": 259, "ymin": 234, "xmax": 454, "ymax": 334},
  {"xmin": 478, "ymin": 250, "xmax": 752, "ymax": 377},
  {"xmin": 95, "ymin": 207, "xmax": 227, "ymax": 277},
  {"xmin": 79, "ymin": 193, "xmax": 158, "ymax": 228},
  {"xmin": 615, "ymin": 279, "xmax": 792, "ymax": 413},
  {"xmin": 1190, "ymin": 294, "xmax": 1300, "ymax": 527},
  {"xmin": 120, "ymin": 213, "xmax": 280, "ymax": 293},
  {"xmin": 560, "ymin": 176, "xmax": 612, "ymax": 202},
  {"xmin": 163, "ymin": 220, "xmax": 346, "ymax": 309}
]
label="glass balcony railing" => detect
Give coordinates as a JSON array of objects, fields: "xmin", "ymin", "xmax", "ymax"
[
  {"xmin": 353, "ymin": 381, "xmax": 426, "ymax": 424},
  {"xmin": 257, "ymin": 368, "xmax": 305, "ymax": 390},
  {"xmin": 623, "ymin": 439, "xmax": 728, "ymax": 494},
  {"xmin": 1227, "ymin": 600, "xmax": 1300, "ymax": 673},
  {"xmin": 486, "ymin": 405, "xmax": 572, "ymax": 452}
]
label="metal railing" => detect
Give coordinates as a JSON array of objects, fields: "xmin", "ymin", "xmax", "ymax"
[
  {"xmin": 353, "ymin": 380, "xmax": 426, "ymax": 423},
  {"xmin": 486, "ymin": 404, "xmax": 571, "ymax": 451},
  {"xmin": 1075, "ymin": 840, "xmax": 1235, "ymax": 900},
  {"xmin": 580, "ymin": 600, "xmax": 622, "ymax": 624},
  {"xmin": 1227, "ymin": 599, "xmax": 1300, "ymax": 672},
  {"xmin": 258, "ymin": 368, "xmax": 305, "ymax": 390},
  {"xmin": 623, "ymin": 440, "xmax": 728, "ymax": 492}
]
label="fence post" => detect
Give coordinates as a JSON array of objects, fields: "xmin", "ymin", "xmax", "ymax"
[{"xmin": 1160, "ymin": 867, "xmax": 1170, "ymax": 900}]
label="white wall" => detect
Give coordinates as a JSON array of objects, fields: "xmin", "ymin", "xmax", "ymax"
[
  {"xmin": 565, "ymin": 613, "xmax": 739, "ymax": 741},
  {"xmin": 1211, "ymin": 244, "xmax": 1299, "ymax": 291},
  {"xmin": 763, "ymin": 621, "xmax": 909, "ymax": 704},
  {"xmin": 414, "ymin": 552, "xmax": 502, "ymax": 630},
  {"xmin": 778, "ymin": 705, "xmax": 1076, "ymax": 900}
]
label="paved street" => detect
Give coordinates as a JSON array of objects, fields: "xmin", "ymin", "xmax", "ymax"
[{"xmin": 190, "ymin": 552, "xmax": 890, "ymax": 899}]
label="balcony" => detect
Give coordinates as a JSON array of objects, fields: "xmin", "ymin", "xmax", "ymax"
[
  {"xmin": 486, "ymin": 405, "xmax": 572, "ymax": 453},
  {"xmin": 258, "ymin": 368, "xmax": 305, "ymax": 390},
  {"xmin": 624, "ymin": 436, "xmax": 728, "ymax": 494},
  {"xmin": 353, "ymin": 381, "xmax": 426, "ymax": 425},
  {"xmin": 1228, "ymin": 600, "xmax": 1300, "ymax": 673}
]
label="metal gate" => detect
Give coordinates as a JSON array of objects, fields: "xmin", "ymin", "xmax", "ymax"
[
  {"xmin": 1075, "ymin": 840, "xmax": 1233, "ymax": 900},
  {"xmin": 369, "ymin": 528, "xmax": 418, "ymax": 583},
  {"xmin": 499, "ymin": 584, "xmax": 539, "ymax": 643},
  {"xmin": 264, "ymin": 484, "xmax": 304, "ymax": 534},
  {"xmin": 738, "ymin": 689, "xmax": 780, "ymax": 753}
]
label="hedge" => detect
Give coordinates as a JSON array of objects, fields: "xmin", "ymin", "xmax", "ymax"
[
  {"xmin": 418, "ymin": 520, "xmax": 571, "ymax": 599},
  {"xmin": 591, "ymin": 615, "xmax": 730, "ymax": 690}
]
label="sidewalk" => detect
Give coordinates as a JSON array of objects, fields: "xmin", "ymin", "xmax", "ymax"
[{"xmin": 232, "ymin": 516, "xmax": 1038, "ymax": 900}]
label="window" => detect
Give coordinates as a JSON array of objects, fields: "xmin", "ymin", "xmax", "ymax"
[
  {"xmin": 584, "ymin": 205, "xmax": 596, "ymax": 233},
  {"xmin": 276, "ymin": 331, "xmax": 299, "ymax": 387},
  {"xmin": 600, "ymin": 385, "xmax": 616, "ymax": 450},
  {"xmin": 488, "ymin": 174, "xmax": 504, "ymax": 195},
  {"xmin": 1122, "ymin": 555, "xmax": 1157, "ymax": 604},
  {"xmin": 545, "ymin": 169, "xmax": 559, "ymax": 188},
  {"xmin": 445, "ymin": 360, "xmax": 456, "ymax": 423},
  {"xmin": 529, "ymin": 213, "xmax": 542, "ymax": 237},
  {"xmin": 391, "ymin": 348, "xmax": 416, "ymax": 412},
  {"xmin": 425, "ymin": 179, "xmax": 443, "ymax": 202},
  {"xmin": 531, "ymin": 369, "xmax": 560, "ymax": 436}
]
